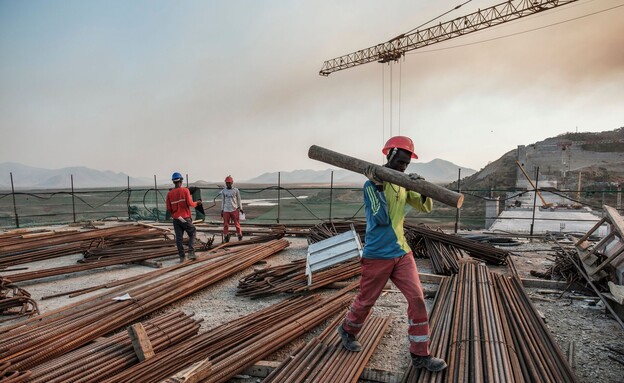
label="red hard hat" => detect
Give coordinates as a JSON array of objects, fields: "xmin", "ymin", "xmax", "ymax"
[
  {"xmin": 382, "ymin": 136, "xmax": 418, "ymax": 159},
  {"xmin": 225, "ymin": 175, "xmax": 234, "ymax": 183}
]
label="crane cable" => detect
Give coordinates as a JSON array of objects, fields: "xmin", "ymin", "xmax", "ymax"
[{"xmin": 382, "ymin": 0, "xmax": 473, "ymax": 142}]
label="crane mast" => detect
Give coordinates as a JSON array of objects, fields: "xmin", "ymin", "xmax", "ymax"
[{"xmin": 319, "ymin": 0, "xmax": 578, "ymax": 76}]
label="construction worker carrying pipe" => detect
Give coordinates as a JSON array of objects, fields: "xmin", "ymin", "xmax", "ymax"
[
  {"xmin": 166, "ymin": 172, "xmax": 201, "ymax": 262},
  {"xmin": 337, "ymin": 136, "xmax": 447, "ymax": 372},
  {"xmin": 220, "ymin": 175, "xmax": 244, "ymax": 242}
]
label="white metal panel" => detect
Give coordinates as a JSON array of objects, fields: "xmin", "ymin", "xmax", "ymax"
[{"xmin": 306, "ymin": 228, "xmax": 362, "ymax": 285}]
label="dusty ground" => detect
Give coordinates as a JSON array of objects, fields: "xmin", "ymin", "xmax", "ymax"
[{"xmin": 2, "ymin": 223, "xmax": 624, "ymax": 382}]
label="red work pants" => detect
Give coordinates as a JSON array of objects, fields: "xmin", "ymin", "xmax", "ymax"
[
  {"xmin": 222, "ymin": 210, "xmax": 242, "ymax": 236},
  {"xmin": 342, "ymin": 253, "xmax": 430, "ymax": 356}
]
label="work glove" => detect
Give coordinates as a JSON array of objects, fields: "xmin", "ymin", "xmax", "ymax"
[
  {"xmin": 195, "ymin": 199, "xmax": 202, "ymax": 205},
  {"xmin": 239, "ymin": 209, "xmax": 244, "ymax": 214},
  {"xmin": 408, "ymin": 173, "xmax": 425, "ymax": 181},
  {"xmin": 220, "ymin": 210, "xmax": 224, "ymax": 218},
  {"xmin": 364, "ymin": 165, "xmax": 383, "ymax": 186}
]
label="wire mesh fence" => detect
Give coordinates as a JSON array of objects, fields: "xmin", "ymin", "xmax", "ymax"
[{"xmin": 1, "ymin": 175, "xmax": 622, "ymax": 230}]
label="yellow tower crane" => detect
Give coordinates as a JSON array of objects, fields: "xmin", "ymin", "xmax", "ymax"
[{"xmin": 319, "ymin": 0, "xmax": 578, "ymax": 76}]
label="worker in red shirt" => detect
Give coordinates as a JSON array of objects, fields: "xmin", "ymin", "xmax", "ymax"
[{"xmin": 165, "ymin": 172, "xmax": 201, "ymax": 262}]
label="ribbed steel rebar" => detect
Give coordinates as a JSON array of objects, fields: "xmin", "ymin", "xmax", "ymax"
[
  {"xmin": 237, "ymin": 258, "xmax": 360, "ymax": 298},
  {"xmin": 264, "ymin": 315, "xmax": 390, "ymax": 383},
  {"xmin": 402, "ymin": 263, "xmax": 577, "ymax": 383},
  {"xmin": 0, "ymin": 240, "xmax": 289, "ymax": 371},
  {"xmin": 101, "ymin": 285, "xmax": 356, "ymax": 383}
]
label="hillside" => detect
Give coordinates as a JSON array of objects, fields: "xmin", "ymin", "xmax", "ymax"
[
  {"xmin": 244, "ymin": 158, "xmax": 476, "ymax": 185},
  {"xmin": 0, "ymin": 162, "xmax": 152, "ymax": 189},
  {"xmin": 449, "ymin": 127, "xmax": 624, "ymax": 191}
]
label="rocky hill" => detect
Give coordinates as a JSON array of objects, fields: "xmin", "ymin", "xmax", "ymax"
[{"xmin": 449, "ymin": 127, "xmax": 624, "ymax": 191}]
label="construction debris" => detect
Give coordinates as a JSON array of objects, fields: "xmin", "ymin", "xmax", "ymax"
[{"xmin": 0, "ymin": 277, "xmax": 38, "ymax": 321}]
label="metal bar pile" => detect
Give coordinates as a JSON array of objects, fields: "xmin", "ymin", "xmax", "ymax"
[
  {"xmin": 23, "ymin": 311, "xmax": 201, "ymax": 383},
  {"xmin": 264, "ymin": 315, "xmax": 390, "ymax": 383},
  {"xmin": 530, "ymin": 245, "xmax": 582, "ymax": 284},
  {"xmin": 407, "ymin": 225, "xmax": 509, "ymax": 270},
  {"xmin": 409, "ymin": 234, "xmax": 462, "ymax": 275},
  {"xmin": 99, "ymin": 286, "xmax": 355, "ymax": 383},
  {"xmin": 0, "ymin": 239, "xmax": 289, "ymax": 371},
  {"xmin": 402, "ymin": 263, "xmax": 577, "ymax": 383},
  {"xmin": 308, "ymin": 221, "xmax": 366, "ymax": 244},
  {"xmin": 0, "ymin": 277, "xmax": 38, "ymax": 321},
  {"xmin": 0, "ymin": 224, "xmax": 170, "ymax": 268},
  {"xmin": 237, "ymin": 258, "xmax": 360, "ymax": 298}
]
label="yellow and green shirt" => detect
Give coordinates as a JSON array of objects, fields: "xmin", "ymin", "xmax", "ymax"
[{"xmin": 362, "ymin": 180, "xmax": 432, "ymax": 259}]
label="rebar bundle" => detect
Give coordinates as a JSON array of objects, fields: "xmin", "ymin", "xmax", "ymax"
[
  {"xmin": 402, "ymin": 263, "xmax": 577, "ymax": 383},
  {"xmin": 237, "ymin": 258, "xmax": 360, "ymax": 298},
  {"xmin": 100, "ymin": 285, "xmax": 355, "ymax": 383},
  {"xmin": 308, "ymin": 221, "xmax": 366, "ymax": 244},
  {"xmin": 407, "ymin": 225, "xmax": 509, "ymax": 271},
  {"xmin": 0, "ymin": 224, "xmax": 170, "ymax": 268},
  {"xmin": 0, "ymin": 239, "xmax": 289, "ymax": 371},
  {"xmin": 24, "ymin": 311, "xmax": 201, "ymax": 383},
  {"xmin": 264, "ymin": 315, "xmax": 390, "ymax": 383}
]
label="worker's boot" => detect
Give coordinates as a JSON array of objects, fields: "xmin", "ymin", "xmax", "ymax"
[
  {"xmin": 224, "ymin": 234, "xmax": 230, "ymax": 243},
  {"xmin": 188, "ymin": 250, "xmax": 196, "ymax": 261},
  {"xmin": 179, "ymin": 254, "xmax": 186, "ymax": 263},
  {"xmin": 337, "ymin": 325, "xmax": 362, "ymax": 352},
  {"xmin": 237, "ymin": 234, "xmax": 243, "ymax": 241},
  {"xmin": 411, "ymin": 354, "xmax": 447, "ymax": 372}
]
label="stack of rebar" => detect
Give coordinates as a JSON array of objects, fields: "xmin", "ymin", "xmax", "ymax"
[
  {"xmin": 402, "ymin": 263, "xmax": 577, "ymax": 383},
  {"xmin": 0, "ymin": 224, "xmax": 170, "ymax": 268},
  {"xmin": 264, "ymin": 315, "xmax": 390, "ymax": 383},
  {"xmin": 237, "ymin": 258, "xmax": 360, "ymax": 298},
  {"xmin": 407, "ymin": 225, "xmax": 509, "ymax": 269},
  {"xmin": 308, "ymin": 221, "xmax": 366, "ymax": 244},
  {"xmin": 24, "ymin": 311, "xmax": 201, "ymax": 383},
  {"xmin": 99, "ymin": 286, "xmax": 355, "ymax": 383},
  {"xmin": 0, "ymin": 239, "xmax": 289, "ymax": 371}
]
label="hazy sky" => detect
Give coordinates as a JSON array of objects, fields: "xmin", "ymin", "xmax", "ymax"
[{"xmin": 1, "ymin": 0, "xmax": 623, "ymax": 182}]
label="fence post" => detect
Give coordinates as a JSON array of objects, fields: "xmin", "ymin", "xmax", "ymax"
[
  {"xmin": 71, "ymin": 174, "xmax": 76, "ymax": 223},
  {"xmin": 10, "ymin": 172, "xmax": 19, "ymax": 228},
  {"xmin": 329, "ymin": 171, "xmax": 334, "ymax": 222},
  {"xmin": 186, "ymin": 174, "xmax": 189, "ymax": 188},
  {"xmin": 277, "ymin": 172, "xmax": 281, "ymax": 224},
  {"xmin": 154, "ymin": 175, "xmax": 159, "ymax": 222},
  {"xmin": 530, "ymin": 167, "xmax": 540, "ymax": 236},
  {"xmin": 454, "ymin": 168, "xmax": 461, "ymax": 233},
  {"xmin": 127, "ymin": 176, "xmax": 131, "ymax": 219}
]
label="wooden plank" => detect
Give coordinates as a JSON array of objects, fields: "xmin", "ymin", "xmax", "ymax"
[
  {"xmin": 127, "ymin": 323, "xmax": 155, "ymax": 361},
  {"xmin": 575, "ymin": 216, "xmax": 606, "ymax": 245},
  {"xmin": 581, "ymin": 231, "xmax": 615, "ymax": 260},
  {"xmin": 604, "ymin": 205, "xmax": 624, "ymax": 239},
  {"xmin": 592, "ymin": 244, "xmax": 624, "ymax": 275},
  {"xmin": 170, "ymin": 357, "xmax": 212, "ymax": 383}
]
